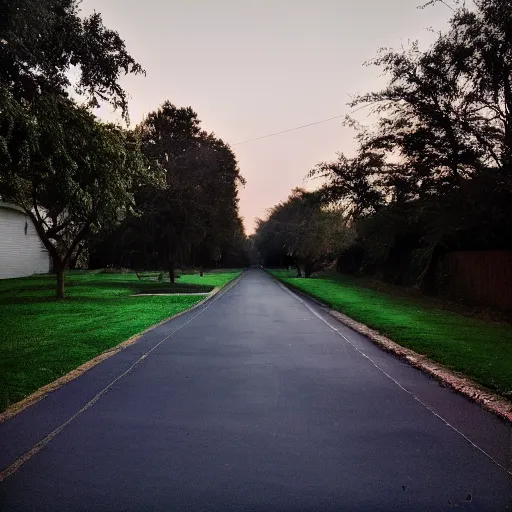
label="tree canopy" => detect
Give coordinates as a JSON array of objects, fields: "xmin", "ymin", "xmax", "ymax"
[
  {"xmin": 0, "ymin": 91, "xmax": 146, "ymax": 297},
  {"xmin": 255, "ymin": 189, "xmax": 347, "ymax": 277},
  {"xmin": 257, "ymin": 0, "xmax": 512, "ymax": 294},
  {"xmin": 89, "ymin": 102, "xmax": 249, "ymax": 281},
  {"xmin": 0, "ymin": 0, "xmax": 147, "ymax": 297},
  {"xmin": 1, "ymin": 0, "xmax": 144, "ymax": 116}
]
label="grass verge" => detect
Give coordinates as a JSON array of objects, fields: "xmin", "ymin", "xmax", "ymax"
[
  {"xmin": 0, "ymin": 270, "xmax": 241, "ymax": 411},
  {"xmin": 270, "ymin": 270, "xmax": 512, "ymax": 398}
]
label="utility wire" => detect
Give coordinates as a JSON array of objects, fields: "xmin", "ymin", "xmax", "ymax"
[{"xmin": 232, "ymin": 114, "xmax": 346, "ymax": 146}]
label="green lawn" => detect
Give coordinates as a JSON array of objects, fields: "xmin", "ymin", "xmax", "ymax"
[
  {"xmin": 270, "ymin": 270, "xmax": 512, "ymax": 398},
  {"xmin": 0, "ymin": 270, "xmax": 241, "ymax": 411}
]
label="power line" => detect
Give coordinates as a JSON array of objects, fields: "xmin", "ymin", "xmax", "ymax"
[{"xmin": 232, "ymin": 114, "xmax": 346, "ymax": 146}]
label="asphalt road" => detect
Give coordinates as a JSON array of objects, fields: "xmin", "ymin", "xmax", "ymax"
[{"xmin": 1, "ymin": 269, "xmax": 511, "ymax": 511}]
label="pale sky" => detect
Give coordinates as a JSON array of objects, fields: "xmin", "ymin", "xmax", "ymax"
[{"xmin": 80, "ymin": 0, "xmax": 451, "ymax": 233}]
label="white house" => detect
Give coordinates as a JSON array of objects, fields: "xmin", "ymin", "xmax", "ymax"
[{"xmin": 0, "ymin": 202, "xmax": 51, "ymax": 279}]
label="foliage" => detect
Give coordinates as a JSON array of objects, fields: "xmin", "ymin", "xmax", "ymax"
[
  {"xmin": 255, "ymin": 189, "xmax": 348, "ymax": 277},
  {"xmin": 310, "ymin": 151, "xmax": 386, "ymax": 218},
  {"xmin": 113, "ymin": 101, "xmax": 248, "ymax": 280},
  {"xmin": 0, "ymin": 0, "xmax": 146, "ymax": 298},
  {"xmin": 294, "ymin": 0, "xmax": 512, "ymax": 295},
  {"xmin": 0, "ymin": 0, "xmax": 144, "ymax": 117},
  {"xmin": 0, "ymin": 91, "xmax": 146, "ymax": 297},
  {"xmin": 1, "ymin": 1, "xmax": 247, "ymax": 298}
]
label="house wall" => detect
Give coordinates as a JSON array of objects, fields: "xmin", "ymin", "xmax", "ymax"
[{"xmin": 0, "ymin": 205, "xmax": 51, "ymax": 279}]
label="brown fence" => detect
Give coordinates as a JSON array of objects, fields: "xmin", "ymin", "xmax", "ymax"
[{"xmin": 440, "ymin": 251, "xmax": 512, "ymax": 311}]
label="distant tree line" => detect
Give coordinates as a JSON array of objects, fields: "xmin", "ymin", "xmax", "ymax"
[
  {"xmin": 0, "ymin": 0, "xmax": 248, "ymax": 298},
  {"xmin": 256, "ymin": 0, "xmax": 512, "ymax": 294},
  {"xmin": 254, "ymin": 189, "xmax": 348, "ymax": 277}
]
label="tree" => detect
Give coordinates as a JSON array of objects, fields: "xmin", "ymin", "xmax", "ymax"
[
  {"xmin": 309, "ymin": 0, "xmax": 512, "ymax": 291},
  {"xmin": 0, "ymin": 91, "xmax": 146, "ymax": 298},
  {"xmin": 258, "ymin": 0, "xmax": 512, "ymax": 297},
  {"xmin": 310, "ymin": 150, "xmax": 386, "ymax": 218},
  {"xmin": 136, "ymin": 103, "xmax": 209, "ymax": 282},
  {"xmin": 1, "ymin": 0, "xmax": 144, "ymax": 116},
  {"xmin": 433, "ymin": 0, "xmax": 512, "ymax": 175},
  {"xmin": 191, "ymin": 134, "xmax": 247, "ymax": 271},
  {"xmin": 0, "ymin": 0, "xmax": 146, "ymax": 297},
  {"xmin": 136, "ymin": 102, "xmax": 245, "ymax": 282},
  {"xmin": 255, "ymin": 189, "xmax": 346, "ymax": 277}
]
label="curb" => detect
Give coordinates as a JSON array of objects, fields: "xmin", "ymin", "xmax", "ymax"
[
  {"xmin": 275, "ymin": 276, "xmax": 512, "ymax": 424},
  {"xmin": 0, "ymin": 273, "xmax": 243, "ymax": 425}
]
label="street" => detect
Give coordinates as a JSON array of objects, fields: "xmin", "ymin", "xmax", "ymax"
[{"xmin": 1, "ymin": 269, "xmax": 511, "ymax": 511}]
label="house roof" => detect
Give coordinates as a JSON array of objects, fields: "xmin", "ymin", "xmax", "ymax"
[{"xmin": 0, "ymin": 202, "xmax": 26, "ymax": 214}]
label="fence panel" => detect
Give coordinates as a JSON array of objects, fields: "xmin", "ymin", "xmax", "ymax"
[{"xmin": 440, "ymin": 251, "xmax": 512, "ymax": 310}]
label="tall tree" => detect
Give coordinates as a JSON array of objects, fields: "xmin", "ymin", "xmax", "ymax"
[
  {"xmin": 136, "ymin": 102, "xmax": 245, "ymax": 281},
  {"xmin": 0, "ymin": 92, "xmax": 146, "ymax": 297},
  {"xmin": 310, "ymin": 150, "xmax": 386, "ymax": 218},
  {"xmin": 429, "ymin": 0, "xmax": 512, "ymax": 174},
  {"xmin": 311, "ymin": 0, "xmax": 512, "ymax": 290},
  {"xmin": 0, "ymin": 0, "xmax": 146, "ymax": 296},
  {"xmin": 136, "ymin": 103, "xmax": 206, "ymax": 281}
]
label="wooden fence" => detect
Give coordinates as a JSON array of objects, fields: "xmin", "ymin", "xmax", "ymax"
[{"xmin": 439, "ymin": 251, "xmax": 512, "ymax": 311}]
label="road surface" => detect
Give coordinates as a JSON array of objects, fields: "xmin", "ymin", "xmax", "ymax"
[{"xmin": 0, "ymin": 269, "xmax": 511, "ymax": 511}]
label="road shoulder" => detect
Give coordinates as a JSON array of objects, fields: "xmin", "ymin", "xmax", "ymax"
[{"xmin": 275, "ymin": 276, "xmax": 512, "ymax": 424}]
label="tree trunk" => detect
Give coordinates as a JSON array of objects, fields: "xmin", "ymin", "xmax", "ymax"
[
  {"xmin": 417, "ymin": 243, "xmax": 443, "ymax": 296},
  {"xmin": 56, "ymin": 266, "xmax": 66, "ymax": 299},
  {"xmin": 295, "ymin": 264, "xmax": 303, "ymax": 278},
  {"xmin": 169, "ymin": 261, "xmax": 175, "ymax": 284},
  {"xmin": 200, "ymin": 267, "xmax": 204, "ymax": 277},
  {"xmin": 304, "ymin": 261, "xmax": 313, "ymax": 278},
  {"xmin": 502, "ymin": 67, "xmax": 512, "ymax": 173},
  {"xmin": 69, "ymin": 244, "xmax": 84, "ymax": 270}
]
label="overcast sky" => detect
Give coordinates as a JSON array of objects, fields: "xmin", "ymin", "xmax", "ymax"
[{"xmin": 81, "ymin": 0, "xmax": 452, "ymax": 233}]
